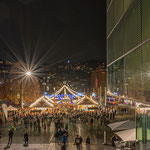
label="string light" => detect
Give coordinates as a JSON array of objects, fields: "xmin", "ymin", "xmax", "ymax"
[
  {"xmin": 45, "ymin": 95, "xmax": 54, "ymax": 104},
  {"xmin": 50, "ymin": 85, "xmax": 82, "ymax": 99},
  {"xmin": 76, "ymin": 96, "xmax": 99, "ymax": 105},
  {"xmin": 29, "ymin": 96, "xmax": 54, "ymax": 108}
]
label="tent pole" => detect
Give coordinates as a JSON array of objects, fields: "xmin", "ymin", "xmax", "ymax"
[{"xmin": 103, "ymin": 131, "xmax": 107, "ymax": 145}]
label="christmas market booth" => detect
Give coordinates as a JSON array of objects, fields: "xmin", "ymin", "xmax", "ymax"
[
  {"xmin": 8, "ymin": 105, "xmax": 18, "ymax": 121},
  {"xmin": 29, "ymin": 96, "xmax": 54, "ymax": 113},
  {"xmin": 76, "ymin": 96, "xmax": 99, "ymax": 111}
]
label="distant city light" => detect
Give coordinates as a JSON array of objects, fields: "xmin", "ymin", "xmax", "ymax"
[{"xmin": 67, "ymin": 60, "xmax": 70, "ymax": 63}]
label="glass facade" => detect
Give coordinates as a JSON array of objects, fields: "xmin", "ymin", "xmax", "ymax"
[
  {"xmin": 107, "ymin": 0, "xmax": 150, "ymax": 102},
  {"xmin": 107, "ymin": 0, "xmax": 150, "ymax": 149}
]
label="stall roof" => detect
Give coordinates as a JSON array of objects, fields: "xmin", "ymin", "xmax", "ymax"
[
  {"xmin": 76, "ymin": 96, "xmax": 98, "ymax": 105},
  {"xmin": 115, "ymin": 128, "xmax": 136, "ymax": 142},
  {"xmin": 8, "ymin": 105, "xmax": 18, "ymax": 111},
  {"xmin": 108, "ymin": 120, "xmax": 135, "ymax": 131},
  {"xmin": 29, "ymin": 96, "xmax": 53, "ymax": 108}
]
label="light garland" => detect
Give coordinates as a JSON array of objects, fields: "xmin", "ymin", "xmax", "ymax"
[
  {"xmin": 65, "ymin": 85, "xmax": 80, "ymax": 98},
  {"xmin": 45, "ymin": 95, "xmax": 54, "ymax": 104},
  {"xmin": 65, "ymin": 85, "xmax": 78, "ymax": 94},
  {"xmin": 49, "ymin": 85, "xmax": 82, "ymax": 99},
  {"xmin": 29, "ymin": 96, "xmax": 54, "ymax": 108},
  {"xmin": 76, "ymin": 96, "xmax": 99, "ymax": 105},
  {"xmin": 49, "ymin": 86, "xmax": 64, "ymax": 98}
]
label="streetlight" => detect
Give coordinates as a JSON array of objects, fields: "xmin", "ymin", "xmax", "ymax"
[
  {"xmin": 26, "ymin": 71, "xmax": 32, "ymax": 76},
  {"xmin": 21, "ymin": 71, "xmax": 32, "ymax": 109}
]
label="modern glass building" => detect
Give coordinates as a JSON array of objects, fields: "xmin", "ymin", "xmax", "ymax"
[{"xmin": 107, "ymin": 0, "xmax": 150, "ymax": 149}]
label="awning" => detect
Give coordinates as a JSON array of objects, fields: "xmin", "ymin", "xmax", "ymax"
[
  {"xmin": 108, "ymin": 120, "xmax": 135, "ymax": 131},
  {"xmin": 115, "ymin": 128, "xmax": 136, "ymax": 142}
]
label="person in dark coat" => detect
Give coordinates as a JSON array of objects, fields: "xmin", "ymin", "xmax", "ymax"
[
  {"xmin": 86, "ymin": 136, "xmax": 90, "ymax": 144},
  {"xmin": 75, "ymin": 135, "xmax": 81, "ymax": 150},
  {"xmin": 62, "ymin": 133, "xmax": 67, "ymax": 146},
  {"xmin": 79, "ymin": 136, "xmax": 83, "ymax": 145},
  {"xmin": 24, "ymin": 132, "xmax": 29, "ymax": 146},
  {"xmin": 7, "ymin": 129, "xmax": 14, "ymax": 146}
]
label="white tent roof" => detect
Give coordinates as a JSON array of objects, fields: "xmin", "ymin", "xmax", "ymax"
[
  {"xmin": 108, "ymin": 120, "xmax": 135, "ymax": 131},
  {"xmin": 8, "ymin": 105, "xmax": 18, "ymax": 111},
  {"xmin": 76, "ymin": 96, "xmax": 99, "ymax": 105},
  {"xmin": 115, "ymin": 128, "xmax": 136, "ymax": 142},
  {"xmin": 29, "ymin": 96, "xmax": 54, "ymax": 108}
]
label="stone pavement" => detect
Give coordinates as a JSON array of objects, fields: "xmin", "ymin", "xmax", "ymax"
[
  {"xmin": 48, "ymin": 143, "xmax": 115, "ymax": 150},
  {"xmin": 0, "ymin": 119, "xmax": 116, "ymax": 150},
  {"xmin": 0, "ymin": 144, "xmax": 49, "ymax": 150},
  {"xmin": 0, "ymin": 143, "xmax": 115, "ymax": 150}
]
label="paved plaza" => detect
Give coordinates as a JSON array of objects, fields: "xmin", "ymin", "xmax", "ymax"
[
  {"xmin": 0, "ymin": 143, "xmax": 115, "ymax": 150},
  {"xmin": 0, "ymin": 119, "xmax": 116, "ymax": 150}
]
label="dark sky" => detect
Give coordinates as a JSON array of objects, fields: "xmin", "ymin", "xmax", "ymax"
[{"xmin": 0, "ymin": 0, "xmax": 106, "ymax": 65}]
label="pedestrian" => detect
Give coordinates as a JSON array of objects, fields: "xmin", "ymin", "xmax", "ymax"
[
  {"xmin": 24, "ymin": 132, "xmax": 29, "ymax": 146},
  {"xmin": 111, "ymin": 135, "xmax": 117, "ymax": 147},
  {"xmin": 34, "ymin": 120, "xmax": 37, "ymax": 131},
  {"xmin": 74, "ymin": 135, "xmax": 81, "ymax": 150},
  {"xmin": 62, "ymin": 133, "xmax": 67, "ymax": 146},
  {"xmin": 44, "ymin": 123, "xmax": 46, "ymax": 132},
  {"xmin": 54, "ymin": 130, "xmax": 59, "ymax": 144},
  {"xmin": 61, "ymin": 145, "xmax": 66, "ymax": 150},
  {"xmin": 7, "ymin": 129, "xmax": 14, "ymax": 146},
  {"xmin": 86, "ymin": 136, "xmax": 90, "ymax": 144},
  {"xmin": 79, "ymin": 136, "xmax": 83, "ymax": 145},
  {"xmin": 42, "ymin": 117, "xmax": 44, "ymax": 127},
  {"xmin": 30, "ymin": 120, "xmax": 32, "ymax": 130},
  {"xmin": 65, "ymin": 123, "xmax": 68, "ymax": 130}
]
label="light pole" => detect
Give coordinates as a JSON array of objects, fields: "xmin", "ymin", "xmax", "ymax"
[{"xmin": 21, "ymin": 71, "xmax": 32, "ymax": 109}]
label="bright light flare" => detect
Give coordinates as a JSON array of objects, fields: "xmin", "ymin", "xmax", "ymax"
[{"xmin": 26, "ymin": 71, "xmax": 32, "ymax": 76}]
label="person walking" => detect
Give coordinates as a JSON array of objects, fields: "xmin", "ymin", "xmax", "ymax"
[
  {"xmin": 7, "ymin": 129, "xmax": 14, "ymax": 146},
  {"xmin": 34, "ymin": 120, "xmax": 37, "ymax": 131},
  {"xmin": 30, "ymin": 121, "xmax": 32, "ymax": 130},
  {"xmin": 74, "ymin": 135, "xmax": 81, "ymax": 150},
  {"xmin": 79, "ymin": 136, "xmax": 83, "ymax": 145},
  {"xmin": 62, "ymin": 133, "xmax": 67, "ymax": 146},
  {"xmin": 24, "ymin": 132, "xmax": 29, "ymax": 146},
  {"xmin": 86, "ymin": 136, "xmax": 90, "ymax": 144},
  {"xmin": 54, "ymin": 130, "xmax": 59, "ymax": 144},
  {"xmin": 43, "ymin": 123, "xmax": 46, "ymax": 132}
]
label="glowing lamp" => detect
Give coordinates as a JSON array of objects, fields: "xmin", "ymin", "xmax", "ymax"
[{"xmin": 26, "ymin": 71, "xmax": 31, "ymax": 76}]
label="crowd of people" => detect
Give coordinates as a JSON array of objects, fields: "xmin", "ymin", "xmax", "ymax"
[
  {"xmin": 53, "ymin": 114, "xmax": 91, "ymax": 150},
  {"xmin": 1, "ymin": 107, "xmax": 118, "ymax": 149}
]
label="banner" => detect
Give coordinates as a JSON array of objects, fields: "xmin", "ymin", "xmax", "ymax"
[{"xmin": 2, "ymin": 104, "xmax": 8, "ymax": 121}]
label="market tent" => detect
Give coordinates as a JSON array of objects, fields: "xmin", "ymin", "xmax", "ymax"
[
  {"xmin": 29, "ymin": 96, "xmax": 54, "ymax": 108},
  {"xmin": 115, "ymin": 128, "xmax": 136, "ymax": 142},
  {"xmin": 76, "ymin": 96, "xmax": 98, "ymax": 105},
  {"xmin": 7, "ymin": 105, "xmax": 18, "ymax": 111},
  {"xmin": 108, "ymin": 120, "xmax": 135, "ymax": 131}
]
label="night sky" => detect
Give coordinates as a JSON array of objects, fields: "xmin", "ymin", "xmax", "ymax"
[{"xmin": 0, "ymin": 0, "xmax": 106, "ymax": 65}]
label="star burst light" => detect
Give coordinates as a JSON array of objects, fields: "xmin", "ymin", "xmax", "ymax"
[
  {"xmin": 26, "ymin": 71, "xmax": 32, "ymax": 76},
  {"xmin": 10, "ymin": 62, "xmax": 42, "ymax": 90}
]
